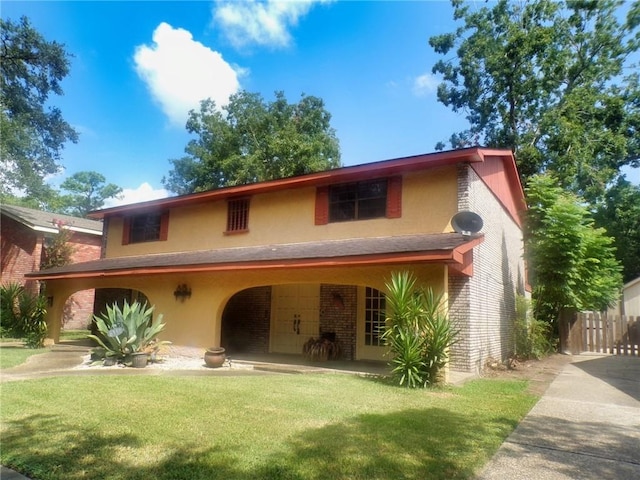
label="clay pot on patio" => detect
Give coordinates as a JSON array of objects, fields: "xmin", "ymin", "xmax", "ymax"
[{"xmin": 204, "ymin": 347, "xmax": 226, "ymax": 368}]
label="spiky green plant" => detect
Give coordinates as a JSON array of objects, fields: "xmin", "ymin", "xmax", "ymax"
[
  {"xmin": 87, "ymin": 300, "xmax": 167, "ymax": 361},
  {"xmin": 1, "ymin": 282, "xmax": 48, "ymax": 347},
  {"xmin": 382, "ymin": 271, "xmax": 458, "ymax": 387}
]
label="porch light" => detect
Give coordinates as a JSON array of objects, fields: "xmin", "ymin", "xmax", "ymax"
[{"xmin": 174, "ymin": 284, "xmax": 192, "ymax": 302}]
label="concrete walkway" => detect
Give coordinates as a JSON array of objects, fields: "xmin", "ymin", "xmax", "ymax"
[{"xmin": 476, "ymin": 353, "xmax": 640, "ymax": 480}]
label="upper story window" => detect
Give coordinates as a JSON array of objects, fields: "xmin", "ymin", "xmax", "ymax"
[
  {"xmin": 315, "ymin": 176, "xmax": 402, "ymax": 225},
  {"xmin": 329, "ymin": 179, "xmax": 388, "ymax": 222},
  {"xmin": 226, "ymin": 198, "xmax": 250, "ymax": 233},
  {"xmin": 122, "ymin": 211, "xmax": 169, "ymax": 245}
]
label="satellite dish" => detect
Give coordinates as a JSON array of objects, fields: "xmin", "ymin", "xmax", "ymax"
[{"xmin": 451, "ymin": 211, "xmax": 483, "ymax": 235}]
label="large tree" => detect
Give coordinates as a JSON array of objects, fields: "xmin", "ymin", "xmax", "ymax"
[
  {"xmin": 0, "ymin": 16, "xmax": 78, "ymax": 198},
  {"xmin": 525, "ymin": 174, "xmax": 622, "ymax": 325},
  {"xmin": 57, "ymin": 171, "xmax": 123, "ymax": 217},
  {"xmin": 430, "ymin": 0, "xmax": 640, "ymax": 202},
  {"xmin": 164, "ymin": 90, "xmax": 341, "ymax": 194},
  {"xmin": 594, "ymin": 178, "xmax": 640, "ymax": 283},
  {"xmin": 431, "ymin": 0, "xmax": 640, "ymax": 318}
]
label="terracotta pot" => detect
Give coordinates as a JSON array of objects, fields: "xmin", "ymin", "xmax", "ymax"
[{"xmin": 204, "ymin": 347, "xmax": 226, "ymax": 368}]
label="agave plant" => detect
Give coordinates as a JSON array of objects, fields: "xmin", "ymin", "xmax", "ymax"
[{"xmin": 88, "ymin": 300, "xmax": 168, "ymax": 361}]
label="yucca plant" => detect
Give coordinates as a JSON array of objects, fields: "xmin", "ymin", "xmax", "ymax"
[
  {"xmin": 1, "ymin": 282, "xmax": 48, "ymax": 347},
  {"xmin": 87, "ymin": 300, "xmax": 168, "ymax": 362},
  {"xmin": 382, "ymin": 271, "xmax": 458, "ymax": 387}
]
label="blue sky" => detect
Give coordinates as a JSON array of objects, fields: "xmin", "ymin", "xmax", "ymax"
[{"xmin": 3, "ymin": 0, "xmax": 639, "ymax": 206}]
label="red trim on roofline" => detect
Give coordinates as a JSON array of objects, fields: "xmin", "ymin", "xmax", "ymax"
[
  {"xmin": 89, "ymin": 147, "xmax": 518, "ymax": 219},
  {"xmin": 27, "ymin": 238, "xmax": 483, "ymax": 281}
]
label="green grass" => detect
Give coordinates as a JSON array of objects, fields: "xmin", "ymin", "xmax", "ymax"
[
  {"xmin": 59, "ymin": 329, "xmax": 91, "ymax": 341},
  {"xmin": 0, "ymin": 345, "xmax": 47, "ymax": 369},
  {"xmin": 0, "ymin": 330, "xmax": 91, "ymax": 370},
  {"xmin": 0, "ymin": 374, "xmax": 537, "ymax": 480}
]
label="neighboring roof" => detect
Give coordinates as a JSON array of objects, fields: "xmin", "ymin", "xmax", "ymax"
[
  {"xmin": 25, "ymin": 232, "xmax": 483, "ymax": 280},
  {"xmin": 1, "ymin": 204, "xmax": 103, "ymax": 236},
  {"xmin": 88, "ymin": 147, "xmax": 525, "ymax": 222}
]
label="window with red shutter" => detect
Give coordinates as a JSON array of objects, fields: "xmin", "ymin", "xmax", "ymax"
[
  {"xmin": 321, "ymin": 177, "xmax": 401, "ymax": 223},
  {"xmin": 122, "ymin": 211, "xmax": 169, "ymax": 244}
]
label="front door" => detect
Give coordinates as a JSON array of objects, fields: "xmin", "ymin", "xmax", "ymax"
[{"xmin": 270, "ymin": 284, "xmax": 320, "ymax": 354}]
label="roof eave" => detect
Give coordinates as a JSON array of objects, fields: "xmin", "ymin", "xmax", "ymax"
[{"xmin": 89, "ymin": 147, "xmax": 506, "ymax": 219}]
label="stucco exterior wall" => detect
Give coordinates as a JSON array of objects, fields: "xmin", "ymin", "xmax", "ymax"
[
  {"xmin": 448, "ymin": 165, "xmax": 526, "ymax": 373},
  {"xmin": 103, "ymin": 167, "xmax": 459, "ymax": 258},
  {"xmin": 43, "ymin": 263, "xmax": 445, "ymax": 350}
]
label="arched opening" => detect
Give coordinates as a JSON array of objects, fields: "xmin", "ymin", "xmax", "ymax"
[
  {"xmin": 221, "ymin": 286, "xmax": 272, "ymax": 355},
  {"xmin": 90, "ymin": 288, "xmax": 150, "ymax": 336},
  {"xmin": 221, "ymin": 283, "xmax": 362, "ymax": 361},
  {"xmin": 61, "ymin": 288, "xmax": 96, "ymax": 332}
]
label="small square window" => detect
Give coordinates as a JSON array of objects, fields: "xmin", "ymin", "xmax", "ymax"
[{"xmin": 226, "ymin": 198, "xmax": 250, "ymax": 233}]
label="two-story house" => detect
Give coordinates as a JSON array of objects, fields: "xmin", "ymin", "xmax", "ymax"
[{"xmin": 27, "ymin": 147, "xmax": 527, "ymax": 373}]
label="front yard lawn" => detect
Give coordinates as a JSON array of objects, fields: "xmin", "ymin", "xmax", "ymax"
[
  {"xmin": 0, "ymin": 374, "xmax": 536, "ymax": 480},
  {"xmin": 0, "ymin": 345, "xmax": 47, "ymax": 369}
]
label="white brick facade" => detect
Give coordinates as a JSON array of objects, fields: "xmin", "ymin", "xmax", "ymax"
[{"xmin": 449, "ymin": 165, "xmax": 526, "ymax": 373}]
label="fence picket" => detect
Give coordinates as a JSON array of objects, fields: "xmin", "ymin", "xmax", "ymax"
[
  {"xmin": 602, "ymin": 313, "xmax": 609, "ymax": 354},
  {"xmin": 573, "ymin": 312, "xmax": 638, "ymax": 357},
  {"xmin": 632, "ymin": 316, "xmax": 638, "ymax": 356},
  {"xmin": 595, "ymin": 312, "xmax": 602, "ymax": 352},
  {"xmin": 623, "ymin": 315, "xmax": 629, "ymax": 356}
]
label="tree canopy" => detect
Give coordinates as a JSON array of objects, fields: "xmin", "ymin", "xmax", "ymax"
[
  {"xmin": 163, "ymin": 90, "xmax": 341, "ymax": 194},
  {"xmin": 525, "ymin": 174, "xmax": 622, "ymax": 323},
  {"xmin": 0, "ymin": 16, "xmax": 78, "ymax": 198},
  {"xmin": 430, "ymin": 0, "xmax": 640, "ymax": 202},
  {"xmin": 431, "ymin": 0, "xmax": 640, "ymax": 315},
  {"xmin": 57, "ymin": 171, "xmax": 123, "ymax": 217},
  {"xmin": 594, "ymin": 178, "xmax": 640, "ymax": 282}
]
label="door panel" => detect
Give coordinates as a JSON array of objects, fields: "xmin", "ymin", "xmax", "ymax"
[{"xmin": 271, "ymin": 284, "xmax": 320, "ymax": 354}]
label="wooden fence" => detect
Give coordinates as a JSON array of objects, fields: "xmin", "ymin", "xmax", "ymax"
[{"xmin": 566, "ymin": 313, "xmax": 639, "ymax": 356}]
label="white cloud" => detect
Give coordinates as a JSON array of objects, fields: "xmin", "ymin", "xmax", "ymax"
[
  {"xmin": 134, "ymin": 23, "xmax": 241, "ymax": 126},
  {"xmin": 214, "ymin": 0, "xmax": 332, "ymax": 49},
  {"xmin": 104, "ymin": 183, "xmax": 169, "ymax": 207},
  {"xmin": 412, "ymin": 73, "xmax": 438, "ymax": 97}
]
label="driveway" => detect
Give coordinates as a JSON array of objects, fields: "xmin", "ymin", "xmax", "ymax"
[{"xmin": 476, "ymin": 353, "xmax": 640, "ymax": 480}]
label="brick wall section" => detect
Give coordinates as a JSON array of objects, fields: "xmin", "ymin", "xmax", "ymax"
[
  {"xmin": 62, "ymin": 232, "xmax": 103, "ymax": 329},
  {"xmin": 221, "ymin": 286, "xmax": 271, "ymax": 354},
  {"xmin": 1, "ymin": 215, "xmax": 43, "ymax": 294},
  {"xmin": 448, "ymin": 164, "xmax": 526, "ymax": 373},
  {"xmin": 319, "ymin": 284, "xmax": 357, "ymax": 360},
  {"xmin": 1, "ymin": 215, "xmax": 103, "ymax": 330}
]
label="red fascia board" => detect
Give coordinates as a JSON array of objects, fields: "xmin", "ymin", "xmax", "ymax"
[{"xmin": 89, "ymin": 147, "xmax": 502, "ymax": 219}]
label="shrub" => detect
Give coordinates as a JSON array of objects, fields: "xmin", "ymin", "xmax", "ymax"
[
  {"xmin": 382, "ymin": 271, "xmax": 458, "ymax": 387},
  {"xmin": 87, "ymin": 300, "xmax": 169, "ymax": 363},
  {"xmin": 514, "ymin": 295, "xmax": 557, "ymax": 360},
  {"xmin": 1, "ymin": 282, "xmax": 48, "ymax": 348}
]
